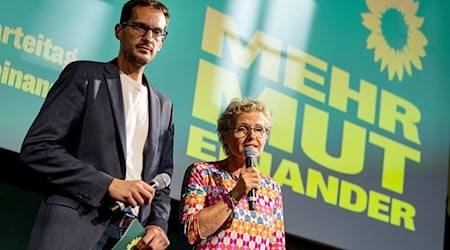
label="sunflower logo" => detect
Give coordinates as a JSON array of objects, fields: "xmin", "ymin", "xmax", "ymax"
[
  {"xmin": 361, "ymin": 0, "xmax": 427, "ymax": 82},
  {"xmin": 126, "ymin": 236, "xmax": 142, "ymax": 250}
]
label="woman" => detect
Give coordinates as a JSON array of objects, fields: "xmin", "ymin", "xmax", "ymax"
[{"xmin": 180, "ymin": 98, "xmax": 285, "ymax": 249}]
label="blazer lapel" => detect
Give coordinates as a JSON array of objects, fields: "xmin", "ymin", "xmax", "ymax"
[
  {"xmin": 143, "ymin": 83, "xmax": 160, "ymax": 180},
  {"xmin": 105, "ymin": 62, "xmax": 127, "ymax": 172}
]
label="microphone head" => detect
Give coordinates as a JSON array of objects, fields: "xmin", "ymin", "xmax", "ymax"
[
  {"xmin": 244, "ymin": 146, "xmax": 258, "ymax": 158},
  {"xmin": 152, "ymin": 172, "xmax": 171, "ymax": 189}
]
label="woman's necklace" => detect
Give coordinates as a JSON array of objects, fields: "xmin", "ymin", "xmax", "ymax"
[{"xmin": 219, "ymin": 160, "xmax": 240, "ymax": 181}]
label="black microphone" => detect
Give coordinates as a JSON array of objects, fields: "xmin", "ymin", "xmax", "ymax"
[
  {"xmin": 244, "ymin": 146, "xmax": 257, "ymax": 210},
  {"xmin": 108, "ymin": 172, "xmax": 171, "ymax": 215}
]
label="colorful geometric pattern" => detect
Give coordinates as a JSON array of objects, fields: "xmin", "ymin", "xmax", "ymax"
[{"xmin": 180, "ymin": 162, "xmax": 286, "ymax": 249}]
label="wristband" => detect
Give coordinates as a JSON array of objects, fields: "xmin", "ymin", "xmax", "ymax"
[
  {"xmin": 228, "ymin": 192, "xmax": 239, "ymax": 206},
  {"xmin": 222, "ymin": 192, "xmax": 239, "ymax": 209}
]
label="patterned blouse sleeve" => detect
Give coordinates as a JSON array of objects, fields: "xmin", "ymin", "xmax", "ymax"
[
  {"xmin": 179, "ymin": 162, "xmax": 208, "ymax": 244},
  {"xmin": 270, "ymin": 181, "xmax": 286, "ymax": 249}
]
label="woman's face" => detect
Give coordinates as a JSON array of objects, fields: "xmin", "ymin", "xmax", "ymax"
[{"xmin": 222, "ymin": 111, "xmax": 269, "ymax": 160}]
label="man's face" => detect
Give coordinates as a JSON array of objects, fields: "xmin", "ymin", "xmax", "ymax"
[{"xmin": 116, "ymin": 6, "xmax": 167, "ymax": 66}]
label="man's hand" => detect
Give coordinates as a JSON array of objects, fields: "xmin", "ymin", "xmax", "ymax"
[
  {"xmin": 136, "ymin": 225, "xmax": 170, "ymax": 250},
  {"xmin": 233, "ymin": 166, "xmax": 261, "ymax": 200},
  {"xmin": 108, "ymin": 179, "xmax": 156, "ymax": 207}
]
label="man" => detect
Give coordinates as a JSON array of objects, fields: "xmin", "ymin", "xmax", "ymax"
[{"xmin": 20, "ymin": 1, "xmax": 173, "ymax": 249}]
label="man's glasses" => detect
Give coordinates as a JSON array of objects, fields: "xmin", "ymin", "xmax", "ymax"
[
  {"xmin": 231, "ymin": 125, "xmax": 269, "ymax": 139},
  {"xmin": 121, "ymin": 21, "xmax": 168, "ymax": 40}
]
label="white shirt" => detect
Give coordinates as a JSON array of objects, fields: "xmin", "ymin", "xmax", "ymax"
[{"xmin": 120, "ymin": 72, "xmax": 149, "ymax": 215}]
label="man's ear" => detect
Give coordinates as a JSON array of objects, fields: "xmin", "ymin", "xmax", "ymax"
[{"xmin": 114, "ymin": 24, "xmax": 122, "ymax": 40}]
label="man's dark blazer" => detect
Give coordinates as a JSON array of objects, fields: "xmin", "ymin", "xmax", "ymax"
[{"xmin": 20, "ymin": 59, "xmax": 174, "ymax": 249}]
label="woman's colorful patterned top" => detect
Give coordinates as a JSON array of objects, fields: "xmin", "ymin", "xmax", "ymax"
[{"xmin": 180, "ymin": 161, "xmax": 286, "ymax": 250}]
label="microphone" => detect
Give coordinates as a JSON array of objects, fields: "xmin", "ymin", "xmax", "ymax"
[
  {"xmin": 244, "ymin": 146, "xmax": 257, "ymax": 210},
  {"xmin": 109, "ymin": 172, "xmax": 171, "ymax": 215},
  {"xmin": 148, "ymin": 172, "xmax": 171, "ymax": 189}
]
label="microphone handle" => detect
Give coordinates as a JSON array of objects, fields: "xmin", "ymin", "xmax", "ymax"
[
  {"xmin": 246, "ymin": 156, "xmax": 257, "ymax": 210},
  {"xmin": 108, "ymin": 181, "xmax": 159, "ymax": 215},
  {"xmin": 108, "ymin": 201, "xmax": 125, "ymax": 215},
  {"xmin": 248, "ymin": 188, "xmax": 256, "ymax": 210},
  {"xmin": 246, "ymin": 156, "xmax": 255, "ymax": 169}
]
